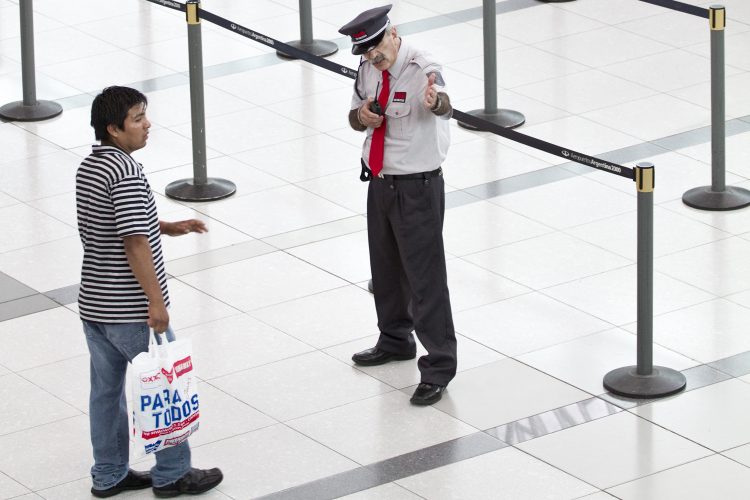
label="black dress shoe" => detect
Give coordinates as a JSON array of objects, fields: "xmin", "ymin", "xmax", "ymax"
[
  {"xmin": 91, "ymin": 469, "xmax": 152, "ymax": 498},
  {"xmin": 410, "ymin": 383, "xmax": 445, "ymax": 406},
  {"xmin": 153, "ymin": 467, "xmax": 223, "ymax": 498},
  {"xmin": 352, "ymin": 347, "xmax": 416, "ymax": 366}
]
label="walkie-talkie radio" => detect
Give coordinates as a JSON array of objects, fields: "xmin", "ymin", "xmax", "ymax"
[{"xmin": 369, "ymin": 82, "xmax": 383, "ymax": 115}]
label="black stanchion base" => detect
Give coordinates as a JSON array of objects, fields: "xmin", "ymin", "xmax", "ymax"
[
  {"xmin": 603, "ymin": 366, "xmax": 686, "ymax": 399},
  {"xmin": 165, "ymin": 178, "xmax": 236, "ymax": 202},
  {"xmin": 457, "ymin": 109, "xmax": 525, "ymax": 131},
  {"xmin": 536, "ymin": 0, "xmax": 578, "ymax": 2},
  {"xmin": 682, "ymin": 186, "xmax": 750, "ymax": 211},
  {"xmin": 0, "ymin": 100, "xmax": 62, "ymax": 122},
  {"xmin": 277, "ymin": 40, "xmax": 338, "ymax": 59},
  {"xmin": 367, "ymin": 279, "xmax": 373, "ymax": 294}
]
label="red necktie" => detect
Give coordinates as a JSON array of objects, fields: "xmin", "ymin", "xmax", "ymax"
[{"xmin": 368, "ymin": 70, "xmax": 389, "ymax": 177}]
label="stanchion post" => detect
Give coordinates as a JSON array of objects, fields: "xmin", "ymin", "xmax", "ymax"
[
  {"xmin": 277, "ymin": 0, "xmax": 337, "ymax": 59},
  {"xmin": 458, "ymin": 0, "xmax": 525, "ymax": 130},
  {"xmin": 682, "ymin": 5, "xmax": 750, "ymax": 211},
  {"xmin": 0, "ymin": 0, "xmax": 62, "ymax": 121},
  {"xmin": 603, "ymin": 162, "xmax": 686, "ymax": 398},
  {"xmin": 165, "ymin": 0, "xmax": 236, "ymax": 202}
]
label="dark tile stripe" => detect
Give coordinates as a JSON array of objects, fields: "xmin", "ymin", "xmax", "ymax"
[{"xmin": 258, "ymin": 432, "xmax": 506, "ymax": 500}]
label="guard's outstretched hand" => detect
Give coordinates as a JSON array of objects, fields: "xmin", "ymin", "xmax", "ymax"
[{"xmin": 423, "ymin": 73, "xmax": 437, "ymax": 110}]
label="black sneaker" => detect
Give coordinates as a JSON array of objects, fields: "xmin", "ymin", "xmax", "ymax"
[
  {"xmin": 153, "ymin": 467, "xmax": 223, "ymax": 498},
  {"xmin": 91, "ymin": 469, "xmax": 151, "ymax": 498}
]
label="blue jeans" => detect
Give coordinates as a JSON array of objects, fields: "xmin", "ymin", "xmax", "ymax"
[{"xmin": 83, "ymin": 320, "xmax": 191, "ymax": 490}]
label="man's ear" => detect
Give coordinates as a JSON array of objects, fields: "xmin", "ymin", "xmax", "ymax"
[
  {"xmin": 106, "ymin": 123, "xmax": 119, "ymax": 138},
  {"xmin": 391, "ymin": 25, "xmax": 398, "ymax": 38}
]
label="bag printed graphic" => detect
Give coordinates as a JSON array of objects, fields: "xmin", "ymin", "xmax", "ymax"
[{"xmin": 131, "ymin": 333, "xmax": 200, "ymax": 455}]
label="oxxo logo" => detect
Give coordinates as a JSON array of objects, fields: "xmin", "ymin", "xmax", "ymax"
[{"xmin": 140, "ymin": 370, "xmax": 162, "ymax": 389}]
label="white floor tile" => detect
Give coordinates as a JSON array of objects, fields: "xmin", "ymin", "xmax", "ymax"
[
  {"xmin": 447, "ymin": 258, "xmax": 530, "ymax": 313},
  {"xmin": 287, "ymin": 230, "xmax": 370, "ymax": 283},
  {"xmin": 233, "ymin": 132, "xmax": 362, "ymax": 183},
  {"xmin": 188, "ymin": 423, "xmax": 359, "ymax": 499},
  {"xmin": 250, "ymin": 285, "xmax": 378, "ymax": 349},
  {"xmin": 443, "ymin": 201, "xmax": 552, "ymax": 257},
  {"xmin": 0, "ymin": 471, "xmax": 29, "ymax": 500},
  {"xmin": 543, "ymin": 265, "xmax": 715, "ymax": 326},
  {"xmin": 0, "ymin": 308, "xmax": 87, "ymax": 371},
  {"xmin": 518, "ymin": 328, "xmax": 698, "ymax": 395},
  {"xmin": 515, "ymin": 69, "xmax": 656, "ymax": 115},
  {"xmin": 433, "ymin": 358, "xmax": 589, "ymax": 430},
  {"xmin": 517, "ymin": 411, "xmax": 711, "ymax": 489},
  {"xmin": 455, "ymin": 292, "xmax": 610, "ymax": 356},
  {"xmin": 177, "ymin": 313, "xmax": 313, "ymax": 380},
  {"xmin": 488, "ymin": 176, "xmax": 636, "ymax": 230},
  {"xmin": 633, "ymin": 379, "xmax": 750, "ymax": 451},
  {"xmin": 465, "ymin": 231, "xmax": 632, "ymax": 289},
  {"xmin": 608, "ymin": 454, "xmax": 750, "ymax": 500},
  {"xmin": 643, "ymin": 299, "xmax": 750, "ymax": 363},
  {"xmin": 0, "ymin": 236, "xmax": 82, "ymax": 291},
  {"xmin": 180, "ymin": 251, "xmax": 347, "ymax": 311},
  {"xmin": 655, "ymin": 237, "xmax": 750, "ymax": 296},
  {"xmin": 497, "ymin": 5, "xmax": 606, "ymax": 44},
  {"xmin": 0, "ymin": 373, "xmax": 80, "ymax": 436},
  {"xmin": 339, "ymin": 483, "xmax": 423, "ymax": 500},
  {"xmin": 396, "ymin": 447, "xmax": 597, "ymax": 500},
  {"xmin": 441, "ymin": 137, "xmax": 555, "ymax": 189},
  {"xmin": 287, "ymin": 390, "xmax": 477, "ymax": 464},
  {"xmin": 19, "ymin": 355, "xmax": 90, "ymax": 414},
  {"xmin": 0, "ymin": 123, "xmax": 61, "ymax": 166},
  {"xmin": 165, "ymin": 279, "xmax": 240, "ymax": 330},
  {"xmin": 211, "ymin": 351, "xmax": 391, "ymax": 421},
  {"xmin": 0, "ymin": 415, "xmax": 92, "ymax": 491},
  {"xmin": 196, "ymin": 184, "xmax": 354, "ymax": 238}
]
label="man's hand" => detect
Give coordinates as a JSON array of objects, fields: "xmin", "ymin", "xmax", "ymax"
[
  {"xmin": 160, "ymin": 219, "xmax": 207, "ymax": 237},
  {"xmin": 358, "ymin": 98, "xmax": 385, "ymax": 129},
  {"xmin": 148, "ymin": 301, "xmax": 170, "ymax": 333},
  {"xmin": 423, "ymin": 73, "xmax": 438, "ymax": 110}
]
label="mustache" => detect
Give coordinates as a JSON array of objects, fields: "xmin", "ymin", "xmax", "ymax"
[{"xmin": 370, "ymin": 55, "xmax": 385, "ymax": 65}]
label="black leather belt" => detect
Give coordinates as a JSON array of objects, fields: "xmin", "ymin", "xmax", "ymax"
[{"xmin": 377, "ymin": 167, "xmax": 442, "ymax": 181}]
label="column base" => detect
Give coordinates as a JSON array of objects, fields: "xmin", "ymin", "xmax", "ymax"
[
  {"xmin": 682, "ymin": 186, "xmax": 750, "ymax": 211},
  {"xmin": 277, "ymin": 40, "xmax": 338, "ymax": 59},
  {"xmin": 0, "ymin": 100, "xmax": 62, "ymax": 121},
  {"xmin": 603, "ymin": 366, "xmax": 686, "ymax": 399},
  {"xmin": 165, "ymin": 178, "xmax": 236, "ymax": 202}
]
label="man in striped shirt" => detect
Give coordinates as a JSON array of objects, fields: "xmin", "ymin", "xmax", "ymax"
[{"xmin": 77, "ymin": 86, "xmax": 223, "ymax": 498}]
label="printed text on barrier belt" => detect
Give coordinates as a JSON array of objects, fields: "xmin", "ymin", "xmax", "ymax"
[{"xmin": 146, "ymin": 0, "xmax": 633, "ymax": 181}]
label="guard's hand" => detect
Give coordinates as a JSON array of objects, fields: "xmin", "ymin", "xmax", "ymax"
[
  {"xmin": 359, "ymin": 99, "xmax": 384, "ymax": 129},
  {"xmin": 423, "ymin": 73, "xmax": 438, "ymax": 110}
]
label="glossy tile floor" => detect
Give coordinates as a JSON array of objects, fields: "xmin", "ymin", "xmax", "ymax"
[{"xmin": 2, "ymin": 0, "xmax": 750, "ymax": 498}]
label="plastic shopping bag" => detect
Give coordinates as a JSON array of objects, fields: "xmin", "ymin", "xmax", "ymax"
[{"xmin": 131, "ymin": 332, "xmax": 200, "ymax": 455}]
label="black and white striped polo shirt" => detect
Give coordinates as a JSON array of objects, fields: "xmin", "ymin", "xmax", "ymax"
[{"xmin": 76, "ymin": 144, "xmax": 169, "ymax": 323}]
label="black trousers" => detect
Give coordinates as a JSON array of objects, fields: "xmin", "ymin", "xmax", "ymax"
[{"xmin": 367, "ymin": 172, "xmax": 457, "ymax": 386}]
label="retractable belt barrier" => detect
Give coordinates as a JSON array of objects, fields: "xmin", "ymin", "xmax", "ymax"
[
  {"xmin": 638, "ymin": 0, "xmax": 708, "ymax": 18},
  {"xmin": 145, "ymin": 0, "xmax": 634, "ymax": 181},
  {"xmin": 144, "ymin": 0, "xmax": 695, "ymax": 399}
]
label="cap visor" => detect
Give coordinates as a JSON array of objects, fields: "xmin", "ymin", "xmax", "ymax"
[{"xmin": 351, "ymin": 31, "xmax": 385, "ymax": 55}]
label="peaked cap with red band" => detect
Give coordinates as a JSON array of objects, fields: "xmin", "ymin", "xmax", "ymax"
[{"xmin": 338, "ymin": 4, "xmax": 392, "ymax": 55}]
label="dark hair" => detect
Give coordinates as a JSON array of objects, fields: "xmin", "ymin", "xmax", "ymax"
[{"xmin": 90, "ymin": 86, "xmax": 148, "ymax": 141}]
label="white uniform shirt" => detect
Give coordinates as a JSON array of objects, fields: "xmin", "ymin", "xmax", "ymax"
[{"xmin": 351, "ymin": 38, "xmax": 451, "ymax": 176}]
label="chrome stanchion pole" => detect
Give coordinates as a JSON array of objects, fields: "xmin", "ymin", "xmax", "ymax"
[
  {"xmin": 682, "ymin": 5, "xmax": 750, "ymax": 210},
  {"xmin": 277, "ymin": 0, "xmax": 337, "ymax": 59},
  {"xmin": 458, "ymin": 0, "xmax": 525, "ymax": 130},
  {"xmin": 0, "ymin": 0, "xmax": 62, "ymax": 121},
  {"xmin": 604, "ymin": 162, "xmax": 686, "ymax": 398},
  {"xmin": 165, "ymin": 0, "xmax": 236, "ymax": 201}
]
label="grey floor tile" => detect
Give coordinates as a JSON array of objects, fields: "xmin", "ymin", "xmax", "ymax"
[
  {"xmin": 0, "ymin": 294, "xmax": 58, "ymax": 321},
  {"xmin": 0, "ymin": 272, "xmax": 37, "ymax": 303}
]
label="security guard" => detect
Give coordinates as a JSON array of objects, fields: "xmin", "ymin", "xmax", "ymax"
[{"xmin": 340, "ymin": 5, "xmax": 456, "ymax": 405}]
